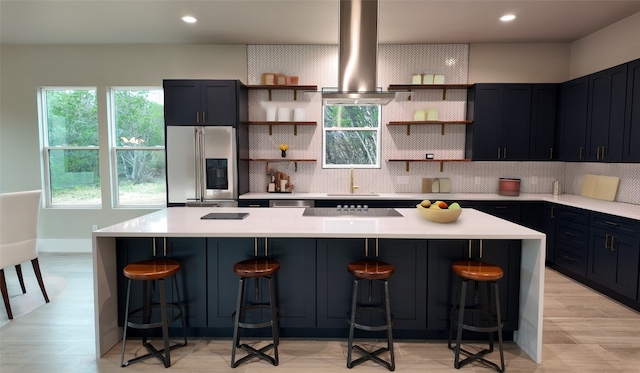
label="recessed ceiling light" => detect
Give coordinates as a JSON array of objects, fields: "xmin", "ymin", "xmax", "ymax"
[
  {"xmin": 182, "ymin": 16, "xmax": 197, "ymax": 24},
  {"xmin": 500, "ymin": 14, "xmax": 516, "ymax": 22}
]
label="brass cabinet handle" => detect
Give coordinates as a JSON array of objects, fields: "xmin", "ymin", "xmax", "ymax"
[
  {"xmin": 563, "ymin": 256, "xmax": 576, "ymax": 262},
  {"xmin": 196, "ymin": 112, "xmax": 200, "ymax": 123},
  {"xmin": 497, "ymin": 147, "xmax": 501, "ymax": 159},
  {"xmin": 468, "ymin": 239, "xmax": 472, "ymax": 258},
  {"xmin": 549, "ymin": 148, "xmax": 553, "ymax": 159},
  {"xmin": 611, "ymin": 236, "xmax": 617, "ymax": 251},
  {"xmin": 365, "ymin": 238, "xmax": 369, "ymax": 257},
  {"xmin": 504, "ymin": 147, "xmax": 507, "ymax": 159},
  {"xmin": 254, "ymin": 237, "xmax": 258, "ymax": 256},
  {"xmin": 202, "ymin": 111, "xmax": 206, "ymax": 123},
  {"xmin": 375, "ymin": 238, "xmax": 379, "ymax": 257},
  {"xmin": 605, "ymin": 221, "xmax": 620, "ymax": 226},
  {"xmin": 579, "ymin": 147, "xmax": 584, "ymax": 159},
  {"xmin": 153, "ymin": 237, "xmax": 157, "ymax": 256},
  {"xmin": 479, "ymin": 239, "xmax": 483, "ymax": 258},
  {"xmin": 605, "ymin": 234, "xmax": 611, "ymax": 249},
  {"xmin": 265, "ymin": 237, "xmax": 269, "ymax": 256},
  {"xmin": 550, "ymin": 206, "xmax": 555, "ymax": 219},
  {"xmin": 164, "ymin": 237, "xmax": 167, "ymax": 256}
]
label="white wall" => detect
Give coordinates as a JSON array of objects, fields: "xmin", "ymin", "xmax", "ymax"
[
  {"xmin": 570, "ymin": 11, "xmax": 640, "ymax": 78},
  {"xmin": 469, "ymin": 43, "xmax": 571, "ymax": 83},
  {"xmin": 0, "ymin": 44, "xmax": 247, "ymax": 248}
]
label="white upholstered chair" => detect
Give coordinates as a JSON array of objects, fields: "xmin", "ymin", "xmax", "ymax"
[{"xmin": 0, "ymin": 190, "xmax": 49, "ymax": 319}]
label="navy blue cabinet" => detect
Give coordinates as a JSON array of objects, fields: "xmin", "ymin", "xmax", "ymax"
[
  {"xmin": 116, "ymin": 237, "xmax": 207, "ymax": 329},
  {"xmin": 529, "ymin": 84, "xmax": 559, "ymax": 160},
  {"xmin": 544, "ymin": 203, "xmax": 557, "ymax": 265},
  {"xmin": 558, "ymin": 77, "xmax": 589, "ymax": 161},
  {"xmin": 586, "ymin": 64, "xmax": 628, "ymax": 162},
  {"xmin": 624, "ymin": 59, "xmax": 640, "ymax": 162},
  {"xmin": 553, "ymin": 206, "xmax": 590, "ymax": 278},
  {"xmin": 426, "ymin": 239, "xmax": 521, "ymax": 331},
  {"xmin": 466, "ymin": 84, "xmax": 532, "ymax": 161},
  {"xmin": 163, "ymin": 80, "xmax": 247, "ymax": 127}
]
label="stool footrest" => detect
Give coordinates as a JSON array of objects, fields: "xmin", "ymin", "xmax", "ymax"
[
  {"xmin": 122, "ymin": 340, "xmax": 186, "ymax": 367},
  {"xmin": 126, "ymin": 303, "xmax": 183, "ymax": 330},
  {"xmin": 232, "ymin": 343, "xmax": 277, "ymax": 367},
  {"xmin": 449, "ymin": 308, "xmax": 503, "ymax": 333},
  {"xmin": 348, "ymin": 345, "xmax": 395, "ymax": 371}
]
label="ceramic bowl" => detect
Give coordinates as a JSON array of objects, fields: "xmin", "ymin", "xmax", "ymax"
[{"xmin": 416, "ymin": 204, "xmax": 462, "ymax": 223}]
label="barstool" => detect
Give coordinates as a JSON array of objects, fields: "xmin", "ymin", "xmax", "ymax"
[
  {"xmin": 448, "ymin": 260, "xmax": 505, "ymax": 372},
  {"xmin": 346, "ymin": 260, "xmax": 395, "ymax": 371},
  {"xmin": 120, "ymin": 258, "xmax": 187, "ymax": 368},
  {"xmin": 230, "ymin": 258, "xmax": 280, "ymax": 368}
]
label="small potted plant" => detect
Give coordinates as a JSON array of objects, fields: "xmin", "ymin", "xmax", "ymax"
[{"xmin": 279, "ymin": 143, "xmax": 288, "ymax": 158}]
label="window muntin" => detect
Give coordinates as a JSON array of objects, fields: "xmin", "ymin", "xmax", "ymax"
[
  {"xmin": 40, "ymin": 88, "xmax": 100, "ymax": 207},
  {"xmin": 322, "ymin": 105, "xmax": 381, "ymax": 168},
  {"xmin": 110, "ymin": 88, "xmax": 165, "ymax": 207}
]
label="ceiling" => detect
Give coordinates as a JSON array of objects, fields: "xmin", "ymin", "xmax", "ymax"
[{"xmin": 2, "ymin": 0, "xmax": 640, "ymax": 45}]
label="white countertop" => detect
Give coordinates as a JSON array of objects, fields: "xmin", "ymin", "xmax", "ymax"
[
  {"xmin": 95, "ymin": 207, "xmax": 545, "ymax": 240},
  {"xmin": 240, "ymin": 192, "xmax": 640, "ymax": 221}
]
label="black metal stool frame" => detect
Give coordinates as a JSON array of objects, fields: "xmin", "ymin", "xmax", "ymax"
[
  {"xmin": 347, "ymin": 277, "xmax": 395, "ymax": 371},
  {"xmin": 448, "ymin": 277, "xmax": 505, "ymax": 372},
  {"xmin": 120, "ymin": 274, "xmax": 187, "ymax": 368},
  {"xmin": 231, "ymin": 274, "xmax": 280, "ymax": 368}
]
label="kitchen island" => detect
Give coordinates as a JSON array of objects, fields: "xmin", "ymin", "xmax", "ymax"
[{"xmin": 92, "ymin": 207, "xmax": 546, "ymax": 363}]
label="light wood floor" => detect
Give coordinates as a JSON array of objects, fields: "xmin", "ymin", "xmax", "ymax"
[{"xmin": 1, "ymin": 253, "xmax": 640, "ymax": 372}]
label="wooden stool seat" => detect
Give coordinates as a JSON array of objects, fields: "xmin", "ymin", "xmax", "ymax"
[
  {"xmin": 123, "ymin": 258, "xmax": 180, "ymax": 281},
  {"xmin": 452, "ymin": 260, "xmax": 503, "ymax": 282},
  {"xmin": 348, "ymin": 260, "xmax": 394, "ymax": 280},
  {"xmin": 233, "ymin": 258, "xmax": 280, "ymax": 278}
]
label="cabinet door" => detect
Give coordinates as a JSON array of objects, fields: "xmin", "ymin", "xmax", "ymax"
[
  {"xmin": 501, "ymin": 84, "xmax": 532, "ymax": 160},
  {"xmin": 377, "ymin": 239, "xmax": 427, "ymax": 330},
  {"xmin": 544, "ymin": 204, "xmax": 557, "ymax": 265},
  {"xmin": 558, "ymin": 77, "xmax": 589, "ymax": 161},
  {"xmin": 166, "ymin": 238, "xmax": 207, "ymax": 327},
  {"xmin": 624, "ymin": 59, "xmax": 640, "ymax": 162},
  {"xmin": 207, "ymin": 237, "xmax": 256, "ymax": 328},
  {"xmin": 468, "ymin": 85, "xmax": 502, "ymax": 160},
  {"xmin": 316, "ymin": 238, "xmax": 368, "ymax": 328},
  {"xmin": 475, "ymin": 202, "xmax": 522, "ymax": 224},
  {"xmin": 586, "ymin": 64, "xmax": 627, "ymax": 162},
  {"xmin": 267, "ymin": 238, "xmax": 316, "ymax": 328},
  {"xmin": 529, "ymin": 84, "xmax": 558, "ymax": 160},
  {"xmin": 201, "ymin": 80, "xmax": 238, "ymax": 126},
  {"xmin": 163, "ymin": 80, "xmax": 202, "ymax": 126},
  {"xmin": 588, "ymin": 227, "xmax": 639, "ymax": 300},
  {"xmin": 426, "ymin": 240, "xmax": 467, "ymax": 330}
]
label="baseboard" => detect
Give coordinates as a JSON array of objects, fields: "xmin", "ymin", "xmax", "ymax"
[{"xmin": 38, "ymin": 238, "xmax": 92, "ymax": 253}]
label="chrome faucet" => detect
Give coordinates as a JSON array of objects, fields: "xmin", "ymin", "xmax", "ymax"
[{"xmin": 350, "ymin": 167, "xmax": 359, "ymax": 194}]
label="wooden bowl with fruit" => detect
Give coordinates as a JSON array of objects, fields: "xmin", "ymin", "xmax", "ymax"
[{"xmin": 416, "ymin": 200, "xmax": 462, "ymax": 223}]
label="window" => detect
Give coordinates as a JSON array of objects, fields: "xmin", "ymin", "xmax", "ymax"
[
  {"xmin": 322, "ymin": 105, "xmax": 381, "ymax": 168},
  {"xmin": 110, "ymin": 88, "xmax": 165, "ymax": 206},
  {"xmin": 40, "ymin": 88, "xmax": 100, "ymax": 206}
]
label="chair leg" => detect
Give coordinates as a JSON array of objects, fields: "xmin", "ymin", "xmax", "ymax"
[
  {"xmin": 268, "ymin": 276, "xmax": 279, "ymax": 366},
  {"xmin": 454, "ymin": 279, "xmax": 468, "ymax": 369},
  {"xmin": 159, "ymin": 278, "xmax": 171, "ymax": 368},
  {"xmin": 0, "ymin": 270, "xmax": 13, "ymax": 319},
  {"xmin": 231, "ymin": 277, "xmax": 245, "ymax": 368},
  {"xmin": 121, "ymin": 279, "xmax": 132, "ymax": 367},
  {"xmin": 15, "ymin": 265, "xmax": 26, "ymax": 294},
  {"xmin": 384, "ymin": 279, "xmax": 395, "ymax": 371},
  {"xmin": 31, "ymin": 258, "xmax": 49, "ymax": 303},
  {"xmin": 346, "ymin": 278, "xmax": 359, "ymax": 369}
]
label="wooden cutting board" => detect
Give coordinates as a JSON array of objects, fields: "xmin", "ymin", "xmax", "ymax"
[{"xmin": 581, "ymin": 174, "xmax": 620, "ymax": 201}]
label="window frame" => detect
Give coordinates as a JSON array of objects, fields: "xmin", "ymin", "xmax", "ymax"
[
  {"xmin": 39, "ymin": 86, "xmax": 101, "ymax": 208},
  {"xmin": 322, "ymin": 104, "xmax": 382, "ymax": 169},
  {"xmin": 108, "ymin": 86, "xmax": 166, "ymax": 208}
]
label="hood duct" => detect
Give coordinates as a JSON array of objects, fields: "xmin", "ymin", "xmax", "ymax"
[{"xmin": 322, "ymin": 0, "xmax": 395, "ymax": 106}]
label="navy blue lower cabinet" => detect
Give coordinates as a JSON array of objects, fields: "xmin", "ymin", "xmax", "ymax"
[
  {"xmin": 427, "ymin": 239, "xmax": 521, "ymax": 331},
  {"xmin": 544, "ymin": 204, "xmax": 557, "ymax": 265},
  {"xmin": 116, "ymin": 237, "xmax": 207, "ymax": 329},
  {"xmin": 588, "ymin": 227, "xmax": 640, "ymax": 300}
]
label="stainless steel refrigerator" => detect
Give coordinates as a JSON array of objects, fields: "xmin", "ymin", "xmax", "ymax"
[{"xmin": 166, "ymin": 126, "xmax": 240, "ymax": 206}]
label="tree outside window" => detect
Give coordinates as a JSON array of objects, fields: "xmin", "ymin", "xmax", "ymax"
[{"xmin": 323, "ymin": 105, "xmax": 381, "ymax": 168}]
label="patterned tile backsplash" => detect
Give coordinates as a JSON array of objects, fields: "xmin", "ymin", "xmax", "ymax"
[{"xmin": 246, "ymin": 44, "xmax": 639, "ymax": 205}]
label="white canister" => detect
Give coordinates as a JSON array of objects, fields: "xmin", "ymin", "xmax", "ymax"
[
  {"xmin": 277, "ymin": 108, "xmax": 291, "ymax": 122},
  {"xmin": 266, "ymin": 107, "xmax": 277, "ymax": 121},
  {"xmin": 553, "ymin": 181, "xmax": 562, "ymax": 196},
  {"xmin": 293, "ymin": 108, "xmax": 306, "ymax": 122}
]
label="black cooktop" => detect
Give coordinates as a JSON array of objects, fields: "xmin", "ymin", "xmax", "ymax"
[{"xmin": 201, "ymin": 212, "xmax": 249, "ymax": 220}]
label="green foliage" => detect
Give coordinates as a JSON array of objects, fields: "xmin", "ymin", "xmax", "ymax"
[{"xmin": 323, "ymin": 106, "xmax": 380, "ymax": 165}]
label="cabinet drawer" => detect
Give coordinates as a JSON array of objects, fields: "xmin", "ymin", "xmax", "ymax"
[
  {"xmin": 591, "ymin": 212, "xmax": 640, "ymax": 238},
  {"xmin": 556, "ymin": 219, "xmax": 590, "ymax": 247},
  {"xmin": 555, "ymin": 205, "xmax": 590, "ymax": 224},
  {"xmin": 555, "ymin": 242, "xmax": 588, "ymax": 278},
  {"xmin": 238, "ymin": 199, "xmax": 269, "ymax": 207}
]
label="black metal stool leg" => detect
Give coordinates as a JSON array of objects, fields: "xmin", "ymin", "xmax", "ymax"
[
  {"xmin": 159, "ymin": 279, "xmax": 170, "ymax": 368},
  {"xmin": 384, "ymin": 279, "xmax": 395, "ymax": 371},
  {"xmin": 493, "ymin": 282, "xmax": 505, "ymax": 372},
  {"xmin": 454, "ymin": 279, "xmax": 468, "ymax": 369},
  {"xmin": 346, "ymin": 278, "xmax": 359, "ymax": 369},
  {"xmin": 120, "ymin": 279, "xmax": 132, "ymax": 367},
  {"xmin": 172, "ymin": 275, "xmax": 188, "ymax": 346},
  {"xmin": 231, "ymin": 277, "xmax": 245, "ymax": 368},
  {"xmin": 268, "ymin": 276, "xmax": 279, "ymax": 365}
]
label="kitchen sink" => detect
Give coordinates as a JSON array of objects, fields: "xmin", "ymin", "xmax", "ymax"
[
  {"xmin": 326, "ymin": 193, "xmax": 379, "ymax": 197},
  {"xmin": 303, "ymin": 207, "xmax": 403, "ymax": 217}
]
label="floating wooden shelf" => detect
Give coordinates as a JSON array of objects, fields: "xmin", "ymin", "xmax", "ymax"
[
  {"xmin": 246, "ymin": 121, "xmax": 317, "ymax": 135},
  {"xmin": 245, "ymin": 158, "xmax": 316, "ymax": 172},
  {"xmin": 387, "ymin": 120, "xmax": 472, "ymax": 135},
  {"xmin": 246, "ymin": 85, "xmax": 318, "ymax": 101},
  {"xmin": 388, "ymin": 158, "xmax": 472, "ymax": 172},
  {"xmin": 387, "ymin": 84, "xmax": 472, "ymax": 100}
]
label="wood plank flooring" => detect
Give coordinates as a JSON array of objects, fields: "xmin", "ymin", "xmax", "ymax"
[{"xmin": 1, "ymin": 253, "xmax": 640, "ymax": 372}]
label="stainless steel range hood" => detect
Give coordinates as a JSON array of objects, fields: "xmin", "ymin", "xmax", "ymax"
[{"xmin": 322, "ymin": 0, "xmax": 395, "ymax": 106}]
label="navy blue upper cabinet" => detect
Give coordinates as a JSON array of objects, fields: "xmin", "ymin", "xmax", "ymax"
[
  {"xmin": 624, "ymin": 59, "xmax": 640, "ymax": 162},
  {"xmin": 466, "ymin": 84, "xmax": 532, "ymax": 161},
  {"xmin": 529, "ymin": 84, "xmax": 558, "ymax": 160},
  {"xmin": 163, "ymin": 80, "xmax": 246, "ymax": 126},
  {"xmin": 586, "ymin": 64, "xmax": 628, "ymax": 162},
  {"xmin": 558, "ymin": 77, "xmax": 589, "ymax": 161}
]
